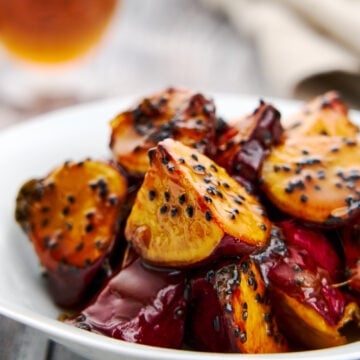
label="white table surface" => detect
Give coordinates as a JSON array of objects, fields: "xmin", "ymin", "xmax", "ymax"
[{"xmin": 0, "ymin": 0, "xmax": 267, "ymax": 359}]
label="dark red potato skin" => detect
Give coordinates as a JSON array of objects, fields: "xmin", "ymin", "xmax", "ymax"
[
  {"xmin": 278, "ymin": 220, "xmax": 342, "ymax": 282},
  {"xmin": 214, "ymin": 101, "xmax": 283, "ymax": 189},
  {"xmin": 67, "ymin": 250, "xmax": 187, "ymax": 348},
  {"xmin": 186, "ymin": 258, "xmax": 287, "ymax": 353},
  {"xmin": 255, "ymin": 228, "xmax": 346, "ymax": 326},
  {"xmin": 342, "ymin": 219, "xmax": 360, "ymax": 293}
]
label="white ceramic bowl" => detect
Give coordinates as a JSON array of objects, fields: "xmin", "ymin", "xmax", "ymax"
[{"xmin": 0, "ymin": 93, "xmax": 359, "ymax": 360}]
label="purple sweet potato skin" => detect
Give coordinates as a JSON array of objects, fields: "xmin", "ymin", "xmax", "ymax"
[{"xmin": 67, "ymin": 251, "xmax": 187, "ymax": 348}]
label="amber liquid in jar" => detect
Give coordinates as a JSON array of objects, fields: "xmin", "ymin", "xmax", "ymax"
[{"xmin": 0, "ymin": 0, "xmax": 117, "ymax": 64}]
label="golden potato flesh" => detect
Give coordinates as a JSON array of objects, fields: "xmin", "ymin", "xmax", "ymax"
[
  {"xmin": 109, "ymin": 87, "xmax": 217, "ymax": 174},
  {"xmin": 125, "ymin": 138, "xmax": 271, "ymax": 267},
  {"xmin": 260, "ymin": 136, "xmax": 360, "ymax": 226},
  {"xmin": 271, "ymin": 288, "xmax": 360, "ymax": 349},
  {"xmin": 285, "ymin": 91, "xmax": 358, "ymax": 139},
  {"xmin": 16, "ymin": 159, "xmax": 127, "ymax": 271}
]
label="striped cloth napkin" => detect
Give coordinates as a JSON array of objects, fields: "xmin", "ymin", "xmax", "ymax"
[{"xmin": 202, "ymin": 0, "xmax": 360, "ymax": 108}]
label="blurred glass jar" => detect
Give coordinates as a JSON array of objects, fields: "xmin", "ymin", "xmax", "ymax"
[{"xmin": 0, "ymin": 0, "xmax": 118, "ymax": 64}]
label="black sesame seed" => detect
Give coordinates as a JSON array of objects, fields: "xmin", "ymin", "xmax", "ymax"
[
  {"xmin": 149, "ymin": 190, "xmax": 156, "ymax": 201},
  {"xmin": 85, "ymin": 224, "xmax": 94, "ymax": 233},
  {"xmin": 242, "ymin": 311, "xmax": 248, "ymax": 321},
  {"xmin": 162, "ymin": 156, "xmax": 169, "ymax": 165},
  {"xmin": 239, "ymin": 331, "xmax": 247, "ymax": 343},
  {"xmin": 178, "ymin": 193, "xmax": 186, "ymax": 204},
  {"xmin": 186, "ymin": 205, "xmax": 194, "ymax": 218},
  {"xmin": 84, "ymin": 258, "xmax": 91, "ymax": 267},
  {"xmin": 62, "ymin": 207, "xmax": 70, "ymax": 216},
  {"xmin": 191, "ymin": 153, "xmax": 198, "ymax": 161},
  {"xmin": 205, "ymin": 210, "xmax": 212, "ymax": 221},
  {"xmin": 65, "ymin": 222, "xmax": 73, "ymax": 230},
  {"xmin": 67, "ymin": 195, "xmax": 75, "ymax": 204},
  {"xmin": 95, "ymin": 239, "xmax": 106, "ymax": 250},
  {"xmin": 264, "ymin": 313, "xmax": 272, "ymax": 323},
  {"xmin": 204, "ymin": 195, "xmax": 212, "ymax": 203},
  {"xmin": 89, "ymin": 181, "xmax": 97, "ymax": 190},
  {"xmin": 224, "ymin": 303, "xmax": 233, "ymax": 313},
  {"xmin": 160, "ymin": 205, "xmax": 168, "ymax": 214},
  {"xmin": 241, "ymin": 261, "xmax": 250, "ymax": 274},
  {"xmin": 317, "ymin": 170, "xmax": 326, "ymax": 179},
  {"xmin": 108, "ymin": 196, "xmax": 117, "ymax": 205},
  {"xmin": 86, "ymin": 211, "xmax": 94, "ymax": 219},
  {"xmin": 222, "ymin": 182, "xmax": 230, "ymax": 188},
  {"xmin": 255, "ymin": 293, "xmax": 264, "ymax": 303},
  {"xmin": 213, "ymin": 316, "xmax": 220, "ymax": 331},
  {"xmin": 76, "ymin": 242, "xmax": 84, "ymax": 252},
  {"xmin": 193, "ymin": 164, "xmax": 206, "ymax": 173},
  {"xmin": 282, "ymin": 165, "xmax": 291, "ymax": 172},
  {"xmin": 210, "ymin": 164, "xmax": 218, "ymax": 172},
  {"xmin": 234, "ymin": 198, "xmax": 243, "ymax": 205},
  {"xmin": 170, "ymin": 207, "xmax": 178, "ymax": 217},
  {"xmin": 300, "ymin": 194, "xmax": 308, "ymax": 203},
  {"xmin": 259, "ymin": 223, "xmax": 267, "ymax": 231},
  {"xmin": 164, "ymin": 191, "xmax": 170, "ymax": 201},
  {"xmin": 178, "ymin": 157, "xmax": 185, "ymax": 164}
]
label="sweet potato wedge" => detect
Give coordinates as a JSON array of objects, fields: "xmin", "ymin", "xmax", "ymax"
[
  {"xmin": 285, "ymin": 91, "xmax": 358, "ymax": 139},
  {"xmin": 278, "ymin": 220, "xmax": 342, "ymax": 282},
  {"xmin": 15, "ymin": 159, "xmax": 127, "ymax": 307},
  {"xmin": 260, "ymin": 135, "xmax": 360, "ymax": 226},
  {"xmin": 214, "ymin": 101, "xmax": 283, "ymax": 184},
  {"xmin": 109, "ymin": 87, "xmax": 217, "ymax": 174},
  {"xmin": 187, "ymin": 258, "xmax": 287, "ymax": 353},
  {"xmin": 270, "ymin": 288, "xmax": 359, "ymax": 349},
  {"xmin": 125, "ymin": 138, "xmax": 271, "ymax": 267},
  {"xmin": 341, "ymin": 218, "xmax": 360, "ymax": 293},
  {"xmin": 254, "ymin": 227, "xmax": 360, "ymax": 349},
  {"xmin": 67, "ymin": 248, "xmax": 187, "ymax": 348}
]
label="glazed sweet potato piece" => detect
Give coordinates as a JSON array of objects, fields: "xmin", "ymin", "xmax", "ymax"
[
  {"xmin": 255, "ymin": 228, "xmax": 360, "ymax": 349},
  {"xmin": 187, "ymin": 258, "xmax": 287, "ymax": 353},
  {"xmin": 285, "ymin": 91, "xmax": 358, "ymax": 139},
  {"xmin": 260, "ymin": 136, "xmax": 360, "ymax": 226},
  {"xmin": 269, "ymin": 288, "xmax": 359, "ymax": 349},
  {"xmin": 341, "ymin": 218, "xmax": 360, "ymax": 293},
  {"xmin": 109, "ymin": 87, "xmax": 217, "ymax": 174},
  {"xmin": 278, "ymin": 220, "xmax": 342, "ymax": 282},
  {"xmin": 125, "ymin": 138, "xmax": 271, "ymax": 267},
  {"xmin": 67, "ymin": 248, "xmax": 187, "ymax": 348},
  {"xmin": 214, "ymin": 100, "xmax": 283, "ymax": 185},
  {"xmin": 15, "ymin": 159, "xmax": 127, "ymax": 307}
]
